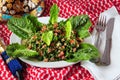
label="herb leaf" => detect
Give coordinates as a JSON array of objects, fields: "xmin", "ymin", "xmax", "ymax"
[
  {"xmin": 42, "ymin": 31, "xmax": 53, "ymax": 46},
  {"xmin": 13, "ymin": 49, "xmax": 38, "ymax": 57},
  {"xmin": 69, "ymin": 15, "xmax": 92, "ymax": 39},
  {"xmin": 65, "ymin": 20, "xmax": 72, "ymax": 40},
  {"xmin": 77, "ymin": 18, "xmax": 92, "ymax": 38},
  {"xmin": 49, "ymin": 4, "xmax": 59, "ymax": 24},
  {"xmin": 66, "ymin": 43, "xmax": 100, "ymax": 62},
  {"xmin": 6, "ymin": 43, "xmax": 38, "ymax": 58},
  {"xmin": 26, "ymin": 15, "xmax": 43, "ymax": 31},
  {"xmin": 7, "ymin": 15, "xmax": 43, "ymax": 39}
]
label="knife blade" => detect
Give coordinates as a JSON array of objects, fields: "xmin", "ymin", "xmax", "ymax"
[
  {"xmin": 106, "ymin": 18, "xmax": 115, "ymax": 39},
  {"xmin": 101, "ymin": 18, "xmax": 115, "ymax": 65}
]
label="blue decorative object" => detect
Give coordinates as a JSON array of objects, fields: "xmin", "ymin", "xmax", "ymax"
[
  {"xmin": 2, "ymin": 14, "xmax": 12, "ymax": 20},
  {"xmin": 1, "ymin": 51, "xmax": 22, "ymax": 76},
  {"xmin": 37, "ymin": 6, "xmax": 42, "ymax": 12}
]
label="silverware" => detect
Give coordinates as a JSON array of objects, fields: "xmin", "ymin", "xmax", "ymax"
[
  {"xmin": 93, "ymin": 16, "xmax": 107, "ymax": 63},
  {"xmin": 94, "ymin": 16, "xmax": 107, "ymax": 48},
  {"xmin": 101, "ymin": 18, "xmax": 115, "ymax": 65}
]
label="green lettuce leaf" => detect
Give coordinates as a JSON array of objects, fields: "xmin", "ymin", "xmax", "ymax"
[
  {"xmin": 66, "ymin": 43, "xmax": 100, "ymax": 62},
  {"xmin": 77, "ymin": 19, "xmax": 92, "ymax": 38},
  {"xmin": 7, "ymin": 15, "xmax": 43, "ymax": 39},
  {"xmin": 13, "ymin": 49, "xmax": 38, "ymax": 57},
  {"xmin": 6, "ymin": 43, "xmax": 25, "ymax": 56},
  {"xmin": 68, "ymin": 15, "xmax": 92, "ymax": 39},
  {"xmin": 42, "ymin": 31, "xmax": 53, "ymax": 46},
  {"xmin": 26, "ymin": 15, "xmax": 43, "ymax": 31},
  {"xmin": 65, "ymin": 20, "xmax": 72, "ymax": 40},
  {"xmin": 6, "ymin": 43, "xmax": 38, "ymax": 58},
  {"xmin": 49, "ymin": 4, "xmax": 59, "ymax": 24}
]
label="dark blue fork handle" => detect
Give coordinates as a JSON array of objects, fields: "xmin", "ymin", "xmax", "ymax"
[{"xmin": 101, "ymin": 38, "xmax": 112, "ymax": 65}]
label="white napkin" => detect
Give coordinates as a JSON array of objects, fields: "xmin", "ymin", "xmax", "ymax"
[{"xmin": 81, "ymin": 6, "xmax": 120, "ymax": 80}]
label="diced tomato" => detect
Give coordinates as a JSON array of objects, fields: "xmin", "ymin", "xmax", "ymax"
[
  {"xmin": 70, "ymin": 39, "xmax": 75, "ymax": 44},
  {"xmin": 41, "ymin": 25, "xmax": 47, "ymax": 32},
  {"xmin": 47, "ymin": 48, "xmax": 52, "ymax": 53},
  {"xmin": 61, "ymin": 56, "xmax": 65, "ymax": 59},
  {"xmin": 32, "ymin": 35, "xmax": 37, "ymax": 39},
  {"xmin": 61, "ymin": 46, "xmax": 65, "ymax": 49},
  {"xmin": 42, "ymin": 44, "xmax": 46, "ymax": 49},
  {"xmin": 58, "ymin": 51, "xmax": 64, "ymax": 57},
  {"xmin": 43, "ymin": 58, "xmax": 48, "ymax": 62}
]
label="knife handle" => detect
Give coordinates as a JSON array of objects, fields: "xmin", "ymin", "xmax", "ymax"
[{"xmin": 101, "ymin": 38, "xmax": 112, "ymax": 65}]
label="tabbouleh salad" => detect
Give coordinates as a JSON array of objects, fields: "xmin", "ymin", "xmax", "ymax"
[{"xmin": 6, "ymin": 4, "xmax": 100, "ymax": 62}]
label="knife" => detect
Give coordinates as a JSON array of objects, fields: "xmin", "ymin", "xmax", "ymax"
[{"xmin": 101, "ymin": 18, "xmax": 115, "ymax": 65}]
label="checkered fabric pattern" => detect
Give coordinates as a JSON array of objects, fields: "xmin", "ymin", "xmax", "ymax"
[
  {"xmin": 112, "ymin": 0, "xmax": 120, "ymax": 13},
  {"xmin": 43, "ymin": 0, "xmax": 114, "ymax": 25},
  {"xmin": 0, "ymin": 25, "xmax": 12, "ymax": 45},
  {"xmin": 0, "ymin": 0, "xmax": 120, "ymax": 80},
  {"xmin": 22, "ymin": 63, "xmax": 94, "ymax": 80}
]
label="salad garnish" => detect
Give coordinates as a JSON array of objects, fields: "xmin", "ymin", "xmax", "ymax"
[{"xmin": 6, "ymin": 4, "xmax": 100, "ymax": 62}]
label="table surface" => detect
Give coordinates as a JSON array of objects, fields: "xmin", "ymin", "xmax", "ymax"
[{"xmin": 0, "ymin": 0, "xmax": 120, "ymax": 80}]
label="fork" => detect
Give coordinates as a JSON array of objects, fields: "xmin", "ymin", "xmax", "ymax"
[
  {"xmin": 94, "ymin": 15, "xmax": 107, "ymax": 63},
  {"xmin": 94, "ymin": 16, "xmax": 107, "ymax": 48}
]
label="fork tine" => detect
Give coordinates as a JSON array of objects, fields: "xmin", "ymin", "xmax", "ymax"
[
  {"xmin": 103, "ymin": 16, "xmax": 107, "ymax": 31},
  {"xmin": 99, "ymin": 16, "xmax": 103, "ymax": 25},
  {"xmin": 104, "ymin": 16, "xmax": 107, "ymax": 27},
  {"xmin": 102, "ymin": 16, "xmax": 106, "ymax": 27},
  {"xmin": 99, "ymin": 15, "xmax": 106, "ymax": 31},
  {"xmin": 96, "ymin": 16, "xmax": 101, "ymax": 25}
]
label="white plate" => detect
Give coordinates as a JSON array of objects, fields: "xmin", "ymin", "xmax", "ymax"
[
  {"xmin": 19, "ymin": 57, "xmax": 79, "ymax": 68},
  {"xmin": 10, "ymin": 17, "xmax": 92, "ymax": 68}
]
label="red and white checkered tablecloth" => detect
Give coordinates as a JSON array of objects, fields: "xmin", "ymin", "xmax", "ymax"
[
  {"xmin": 0, "ymin": 0, "xmax": 120, "ymax": 80},
  {"xmin": 0, "ymin": 56, "xmax": 18, "ymax": 80}
]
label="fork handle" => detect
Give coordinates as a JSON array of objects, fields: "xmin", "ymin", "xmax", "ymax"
[
  {"xmin": 94, "ymin": 32, "xmax": 100, "ymax": 48},
  {"xmin": 101, "ymin": 38, "xmax": 112, "ymax": 65}
]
